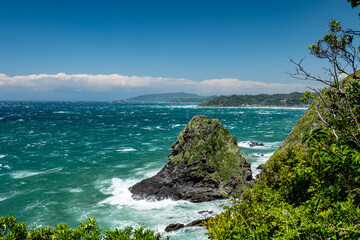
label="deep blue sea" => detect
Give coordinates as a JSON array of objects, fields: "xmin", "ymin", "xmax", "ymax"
[{"xmin": 0, "ymin": 102, "xmax": 305, "ymax": 239}]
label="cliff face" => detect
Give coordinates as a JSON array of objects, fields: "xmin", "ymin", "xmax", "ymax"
[{"xmin": 129, "ymin": 115, "xmax": 253, "ymax": 202}]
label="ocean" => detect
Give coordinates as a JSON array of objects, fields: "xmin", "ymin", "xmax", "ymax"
[{"xmin": 0, "ymin": 102, "xmax": 305, "ymax": 239}]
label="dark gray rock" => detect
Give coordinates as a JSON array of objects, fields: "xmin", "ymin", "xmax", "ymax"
[
  {"xmin": 129, "ymin": 115, "xmax": 253, "ymax": 202},
  {"xmin": 165, "ymin": 218, "xmax": 212, "ymax": 232},
  {"xmin": 198, "ymin": 210, "xmax": 213, "ymax": 215},
  {"xmin": 256, "ymin": 164, "xmax": 264, "ymax": 170},
  {"xmin": 185, "ymin": 219, "xmax": 207, "ymax": 227},
  {"xmin": 248, "ymin": 141, "xmax": 264, "ymax": 147},
  {"xmin": 164, "ymin": 223, "xmax": 185, "ymax": 232}
]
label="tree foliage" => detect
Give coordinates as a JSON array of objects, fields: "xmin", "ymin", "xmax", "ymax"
[
  {"xmin": 199, "ymin": 92, "xmax": 308, "ymax": 107},
  {"xmin": 205, "ymin": 1, "xmax": 360, "ymax": 239},
  {"xmin": 0, "ymin": 216, "xmax": 169, "ymax": 240},
  {"xmin": 347, "ymin": 0, "xmax": 360, "ymax": 8}
]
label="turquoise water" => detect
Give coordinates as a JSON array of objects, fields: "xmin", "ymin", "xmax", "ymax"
[{"xmin": 0, "ymin": 102, "xmax": 305, "ymax": 239}]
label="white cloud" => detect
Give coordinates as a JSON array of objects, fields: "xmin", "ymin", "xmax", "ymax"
[
  {"xmin": 338, "ymin": 73, "xmax": 348, "ymax": 80},
  {"xmin": 197, "ymin": 78, "xmax": 313, "ymax": 95},
  {"xmin": 0, "ymin": 73, "xmax": 314, "ymax": 95}
]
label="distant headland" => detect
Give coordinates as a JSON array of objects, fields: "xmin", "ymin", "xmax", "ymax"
[
  {"xmin": 199, "ymin": 92, "xmax": 309, "ymax": 107},
  {"xmin": 113, "ymin": 92, "xmax": 310, "ymax": 107}
]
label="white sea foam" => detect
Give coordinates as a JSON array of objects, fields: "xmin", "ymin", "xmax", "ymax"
[
  {"xmin": 144, "ymin": 168, "xmax": 162, "ymax": 178},
  {"xmin": 69, "ymin": 188, "xmax": 83, "ymax": 193},
  {"xmin": 238, "ymin": 141, "xmax": 267, "ymax": 149},
  {"xmin": 251, "ymin": 152, "xmax": 274, "ymax": 176},
  {"xmin": 0, "ymin": 164, "xmax": 10, "ymax": 169},
  {"xmin": 132, "ymin": 165, "xmax": 161, "ymax": 178},
  {"xmin": 10, "ymin": 167, "xmax": 62, "ymax": 179},
  {"xmin": 53, "ymin": 111, "xmax": 71, "ymax": 114},
  {"xmin": 0, "ymin": 197, "xmax": 8, "ymax": 202},
  {"xmin": 167, "ymin": 105, "xmax": 197, "ymax": 109},
  {"xmin": 0, "ymin": 154, "xmax": 6, "ymax": 158},
  {"xmin": 171, "ymin": 124, "xmax": 181, "ymax": 128},
  {"xmin": 99, "ymin": 178, "xmax": 183, "ymax": 210},
  {"xmin": 117, "ymin": 148, "xmax": 136, "ymax": 152},
  {"xmin": 114, "ymin": 164, "xmax": 128, "ymax": 168},
  {"xmin": 149, "ymin": 147, "xmax": 163, "ymax": 152},
  {"xmin": 238, "ymin": 141, "xmax": 283, "ymax": 149},
  {"xmin": 11, "ymin": 171, "xmax": 41, "ymax": 179}
]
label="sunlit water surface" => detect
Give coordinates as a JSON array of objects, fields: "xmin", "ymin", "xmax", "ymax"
[{"xmin": 0, "ymin": 102, "xmax": 305, "ymax": 239}]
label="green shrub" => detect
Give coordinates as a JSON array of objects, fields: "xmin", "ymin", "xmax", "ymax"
[{"xmin": 0, "ymin": 216, "xmax": 169, "ymax": 240}]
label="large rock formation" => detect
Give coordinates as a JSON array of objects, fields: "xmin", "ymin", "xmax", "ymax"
[{"xmin": 129, "ymin": 115, "xmax": 253, "ymax": 202}]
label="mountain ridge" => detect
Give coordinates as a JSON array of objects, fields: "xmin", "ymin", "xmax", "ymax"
[{"xmin": 125, "ymin": 92, "xmax": 216, "ymax": 103}]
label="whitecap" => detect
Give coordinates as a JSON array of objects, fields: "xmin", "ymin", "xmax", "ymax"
[
  {"xmin": 53, "ymin": 111, "xmax": 71, "ymax": 114},
  {"xmin": 0, "ymin": 197, "xmax": 8, "ymax": 202},
  {"xmin": 11, "ymin": 167, "xmax": 62, "ymax": 179},
  {"xmin": 167, "ymin": 105, "xmax": 197, "ymax": 109},
  {"xmin": 11, "ymin": 171, "xmax": 41, "ymax": 179},
  {"xmin": 69, "ymin": 188, "xmax": 83, "ymax": 193},
  {"xmin": 149, "ymin": 147, "xmax": 163, "ymax": 152},
  {"xmin": 99, "ymin": 178, "xmax": 183, "ymax": 210},
  {"xmin": 0, "ymin": 155, "xmax": 6, "ymax": 158},
  {"xmin": 114, "ymin": 164, "xmax": 128, "ymax": 168},
  {"xmin": 117, "ymin": 148, "xmax": 136, "ymax": 152},
  {"xmin": 45, "ymin": 167, "xmax": 63, "ymax": 174},
  {"xmin": 171, "ymin": 124, "xmax": 181, "ymax": 128}
]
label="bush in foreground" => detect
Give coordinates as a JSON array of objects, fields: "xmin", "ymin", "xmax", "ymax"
[
  {"xmin": 204, "ymin": 1, "xmax": 360, "ymax": 239},
  {"xmin": 0, "ymin": 216, "xmax": 169, "ymax": 240}
]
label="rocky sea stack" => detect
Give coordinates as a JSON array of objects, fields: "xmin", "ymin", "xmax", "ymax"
[{"xmin": 129, "ymin": 115, "xmax": 253, "ymax": 202}]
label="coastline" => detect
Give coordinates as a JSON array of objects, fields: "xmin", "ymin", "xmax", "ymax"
[{"xmin": 197, "ymin": 105, "xmax": 308, "ymax": 110}]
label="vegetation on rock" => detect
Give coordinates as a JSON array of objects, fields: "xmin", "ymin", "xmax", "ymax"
[
  {"xmin": 169, "ymin": 115, "xmax": 248, "ymax": 182},
  {"xmin": 129, "ymin": 115, "xmax": 252, "ymax": 202}
]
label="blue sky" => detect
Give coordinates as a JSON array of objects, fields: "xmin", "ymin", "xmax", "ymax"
[{"xmin": 0, "ymin": 0, "xmax": 358, "ymax": 100}]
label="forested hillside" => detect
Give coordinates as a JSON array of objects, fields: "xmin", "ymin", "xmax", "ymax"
[
  {"xmin": 204, "ymin": 1, "xmax": 360, "ymax": 238},
  {"xmin": 126, "ymin": 92, "xmax": 215, "ymax": 103},
  {"xmin": 199, "ymin": 92, "xmax": 307, "ymax": 107}
]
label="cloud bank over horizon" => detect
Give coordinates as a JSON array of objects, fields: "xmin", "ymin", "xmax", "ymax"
[{"xmin": 0, "ymin": 73, "xmax": 317, "ymax": 100}]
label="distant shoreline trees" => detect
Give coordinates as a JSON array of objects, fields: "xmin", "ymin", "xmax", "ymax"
[{"xmin": 199, "ymin": 92, "xmax": 310, "ymax": 107}]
